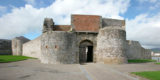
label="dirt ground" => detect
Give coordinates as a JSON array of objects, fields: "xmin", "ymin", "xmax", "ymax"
[{"xmin": 0, "ymin": 59, "xmax": 160, "ymax": 80}]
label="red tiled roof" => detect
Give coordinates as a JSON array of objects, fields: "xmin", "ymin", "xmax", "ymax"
[{"xmin": 72, "ymin": 15, "xmax": 101, "ymax": 32}]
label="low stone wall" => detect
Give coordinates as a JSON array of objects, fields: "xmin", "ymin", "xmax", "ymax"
[
  {"xmin": 0, "ymin": 39, "xmax": 12, "ymax": 55},
  {"xmin": 23, "ymin": 36, "xmax": 41, "ymax": 58},
  {"xmin": 126, "ymin": 40, "xmax": 151, "ymax": 59}
]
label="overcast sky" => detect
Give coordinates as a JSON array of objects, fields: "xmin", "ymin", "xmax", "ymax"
[{"xmin": 0, "ymin": 0, "xmax": 160, "ymax": 49}]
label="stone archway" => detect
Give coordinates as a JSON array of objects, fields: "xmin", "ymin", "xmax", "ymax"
[{"xmin": 79, "ymin": 40, "xmax": 93, "ymax": 64}]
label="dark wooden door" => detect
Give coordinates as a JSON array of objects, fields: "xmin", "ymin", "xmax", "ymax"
[{"xmin": 79, "ymin": 46, "xmax": 86, "ymax": 64}]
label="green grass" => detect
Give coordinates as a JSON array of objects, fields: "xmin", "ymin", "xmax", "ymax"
[
  {"xmin": 128, "ymin": 59, "xmax": 156, "ymax": 63},
  {"xmin": 0, "ymin": 55, "xmax": 34, "ymax": 63},
  {"xmin": 132, "ymin": 71, "xmax": 160, "ymax": 80},
  {"xmin": 155, "ymin": 62, "xmax": 160, "ymax": 64}
]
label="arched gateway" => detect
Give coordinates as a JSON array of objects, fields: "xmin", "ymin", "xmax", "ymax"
[{"xmin": 79, "ymin": 40, "xmax": 93, "ymax": 64}]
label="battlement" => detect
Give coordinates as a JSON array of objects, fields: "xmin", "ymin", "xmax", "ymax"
[{"xmin": 42, "ymin": 14, "xmax": 126, "ymax": 33}]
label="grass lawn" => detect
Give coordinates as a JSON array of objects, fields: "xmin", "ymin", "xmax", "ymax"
[
  {"xmin": 0, "ymin": 55, "xmax": 34, "ymax": 63},
  {"xmin": 132, "ymin": 71, "xmax": 160, "ymax": 80},
  {"xmin": 155, "ymin": 62, "xmax": 160, "ymax": 64},
  {"xmin": 128, "ymin": 59, "xmax": 156, "ymax": 63}
]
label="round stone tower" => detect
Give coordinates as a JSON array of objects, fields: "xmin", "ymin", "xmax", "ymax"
[{"xmin": 96, "ymin": 27, "xmax": 127, "ymax": 64}]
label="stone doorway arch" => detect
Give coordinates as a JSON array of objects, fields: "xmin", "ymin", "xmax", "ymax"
[{"xmin": 79, "ymin": 40, "xmax": 93, "ymax": 64}]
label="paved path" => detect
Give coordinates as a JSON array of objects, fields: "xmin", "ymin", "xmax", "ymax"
[
  {"xmin": 80, "ymin": 64, "xmax": 138, "ymax": 80},
  {"xmin": 0, "ymin": 59, "xmax": 160, "ymax": 80}
]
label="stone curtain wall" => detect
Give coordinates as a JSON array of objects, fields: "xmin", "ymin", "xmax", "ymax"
[
  {"xmin": 0, "ymin": 39, "xmax": 12, "ymax": 55},
  {"xmin": 96, "ymin": 27, "xmax": 127, "ymax": 64},
  {"xmin": 23, "ymin": 36, "xmax": 41, "ymax": 58},
  {"xmin": 141, "ymin": 48, "xmax": 151, "ymax": 59},
  {"xmin": 41, "ymin": 31, "xmax": 77, "ymax": 64},
  {"xmin": 126, "ymin": 40, "xmax": 151, "ymax": 59},
  {"xmin": 126, "ymin": 41, "xmax": 142, "ymax": 59},
  {"xmin": 12, "ymin": 36, "xmax": 30, "ymax": 55},
  {"xmin": 145, "ymin": 49, "xmax": 152, "ymax": 59}
]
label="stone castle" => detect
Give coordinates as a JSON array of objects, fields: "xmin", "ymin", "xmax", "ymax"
[{"xmin": 0, "ymin": 14, "xmax": 151, "ymax": 64}]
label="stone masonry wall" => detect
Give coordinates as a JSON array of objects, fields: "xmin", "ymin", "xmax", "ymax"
[
  {"xmin": 23, "ymin": 36, "xmax": 41, "ymax": 58},
  {"xmin": 102, "ymin": 18, "xmax": 125, "ymax": 29},
  {"xmin": 41, "ymin": 31, "xmax": 77, "ymax": 64},
  {"xmin": 12, "ymin": 36, "xmax": 30, "ymax": 55},
  {"xmin": 0, "ymin": 39, "xmax": 12, "ymax": 55},
  {"xmin": 126, "ymin": 40, "xmax": 151, "ymax": 59},
  {"xmin": 141, "ymin": 48, "xmax": 151, "ymax": 59},
  {"xmin": 126, "ymin": 40, "xmax": 142, "ymax": 59},
  {"xmin": 96, "ymin": 27, "xmax": 127, "ymax": 64}
]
